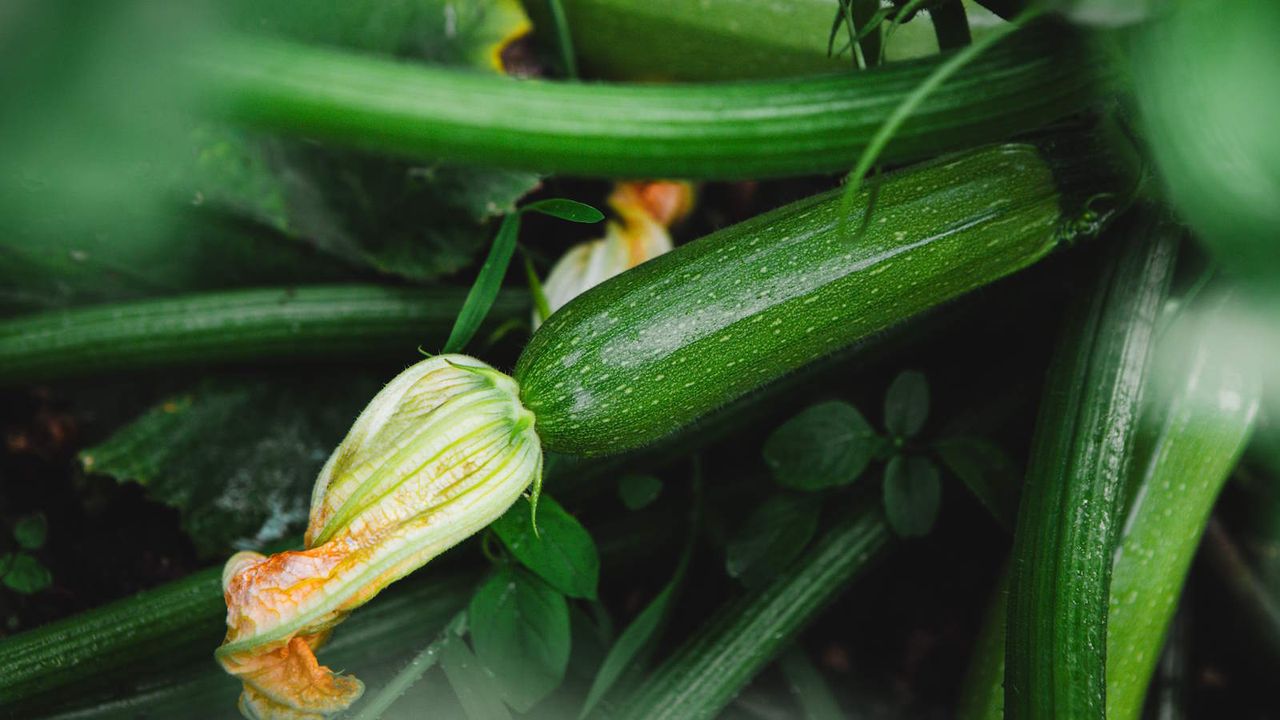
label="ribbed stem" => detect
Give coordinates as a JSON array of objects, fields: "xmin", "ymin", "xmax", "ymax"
[
  {"xmin": 1005, "ymin": 212, "xmax": 1177, "ymax": 719},
  {"xmin": 613, "ymin": 503, "xmax": 891, "ymax": 720},
  {"xmin": 0, "ymin": 285, "xmax": 527, "ymax": 385},
  {"xmin": 192, "ymin": 21, "xmax": 1097, "ymax": 179}
]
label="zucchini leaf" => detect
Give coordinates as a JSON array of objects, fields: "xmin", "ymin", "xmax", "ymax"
[
  {"xmin": 468, "ymin": 565, "xmax": 572, "ymax": 712},
  {"xmin": 79, "ymin": 372, "xmax": 379, "ymax": 557},
  {"xmin": 493, "ymin": 494, "xmax": 601, "ymax": 600}
]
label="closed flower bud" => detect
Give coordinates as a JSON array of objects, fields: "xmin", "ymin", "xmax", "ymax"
[
  {"xmin": 217, "ymin": 355, "xmax": 541, "ymax": 720},
  {"xmin": 536, "ymin": 180, "xmax": 694, "ymax": 328}
]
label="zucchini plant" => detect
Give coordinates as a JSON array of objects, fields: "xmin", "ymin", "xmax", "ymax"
[{"xmin": 0, "ymin": 2, "xmax": 1275, "ymax": 719}]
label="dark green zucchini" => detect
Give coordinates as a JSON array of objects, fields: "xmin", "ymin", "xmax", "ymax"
[
  {"xmin": 516, "ymin": 140, "xmax": 1127, "ymax": 456},
  {"xmin": 1004, "ymin": 211, "xmax": 1178, "ymax": 719}
]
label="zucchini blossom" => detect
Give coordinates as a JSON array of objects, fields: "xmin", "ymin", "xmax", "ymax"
[
  {"xmin": 216, "ymin": 355, "xmax": 541, "ymax": 720},
  {"xmin": 537, "ymin": 180, "xmax": 693, "ymax": 328}
]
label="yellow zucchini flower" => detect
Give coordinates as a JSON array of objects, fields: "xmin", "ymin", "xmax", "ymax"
[{"xmin": 216, "ymin": 355, "xmax": 541, "ymax": 719}]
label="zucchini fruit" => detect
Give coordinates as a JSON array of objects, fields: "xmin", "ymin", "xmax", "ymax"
[
  {"xmin": 0, "ymin": 285, "xmax": 527, "ymax": 385},
  {"xmin": 196, "ymin": 21, "xmax": 1096, "ymax": 179},
  {"xmin": 516, "ymin": 139, "xmax": 1129, "ymax": 456},
  {"xmin": 1005, "ymin": 212, "xmax": 1177, "ymax": 719}
]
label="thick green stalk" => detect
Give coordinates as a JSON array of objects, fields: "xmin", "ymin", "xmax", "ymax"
[
  {"xmin": 0, "ymin": 285, "xmax": 526, "ymax": 385},
  {"xmin": 1005, "ymin": 213, "xmax": 1177, "ymax": 718},
  {"xmin": 1106, "ymin": 306, "xmax": 1260, "ymax": 720},
  {"xmin": 193, "ymin": 21, "xmax": 1097, "ymax": 179},
  {"xmin": 613, "ymin": 503, "xmax": 891, "ymax": 720},
  {"xmin": 0, "ymin": 568, "xmax": 226, "ymax": 710},
  {"xmin": 956, "ymin": 299, "xmax": 1259, "ymax": 720}
]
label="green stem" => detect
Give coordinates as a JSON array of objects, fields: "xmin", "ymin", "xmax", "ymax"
[
  {"xmin": 545, "ymin": 0, "xmax": 579, "ymax": 78},
  {"xmin": 0, "ymin": 285, "xmax": 527, "ymax": 385},
  {"xmin": 348, "ymin": 611, "xmax": 463, "ymax": 720},
  {"xmin": 613, "ymin": 502, "xmax": 891, "ymax": 720},
  {"xmin": 192, "ymin": 22, "xmax": 1096, "ymax": 179},
  {"xmin": 1005, "ymin": 212, "xmax": 1177, "ymax": 719},
  {"xmin": 1106, "ymin": 304, "xmax": 1260, "ymax": 720},
  {"xmin": 956, "ymin": 294, "xmax": 1261, "ymax": 720}
]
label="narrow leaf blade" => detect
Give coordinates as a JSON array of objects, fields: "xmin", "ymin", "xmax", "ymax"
[
  {"xmin": 522, "ymin": 198, "xmax": 604, "ymax": 224},
  {"xmin": 444, "ymin": 213, "xmax": 522, "ymax": 354}
]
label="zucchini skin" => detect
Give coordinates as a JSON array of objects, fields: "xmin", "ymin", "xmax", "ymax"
[
  {"xmin": 1005, "ymin": 212, "xmax": 1178, "ymax": 719},
  {"xmin": 516, "ymin": 143, "xmax": 1110, "ymax": 456}
]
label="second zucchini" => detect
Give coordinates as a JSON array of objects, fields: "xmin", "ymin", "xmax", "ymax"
[{"xmin": 517, "ymin": 138, "xmax": 1129, "ymax": 456}]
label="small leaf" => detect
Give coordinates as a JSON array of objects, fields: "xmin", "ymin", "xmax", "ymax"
[
  {"xmin": 579, "ymin": 481, "xmax": 699, "ymax": 718},
  {"xmin": 725, "ymin": 494, "xmax": 821, "ymax": 588},
  {"xmin": 439, "ymin": 635, "xmax": 515, "ymax": 720},
  {"xmin": 618, "ymin": 474, "xmax": 663, "ymax": 510},
  {"xmin": 885, "ymin": 370, "xmax": 930, "ymax": 438},
  {"xmin": 523, "ymin": 249, "xmax": 552, "ymax": 325},
  {"xmin": 2, "ymin": 553, "xmax": 52, "ymax": 594},
  {"xmin": 522, "ymin": 198, "xmax": 604, "ymax": 224},
  {"xmin": 469, "ymin": 566, "xmax": 571, "ymax": 711},
  {"xmin": 444, "ymin": 213, "xmax": 522, "ymax": 354},
  {"xmin": 763, "ymin": 401, "xmax": 880, "ymax": 491},
  {"xmin": 935, "ymin": 436, "xmax": 1020, "ymax": 530},
  {"xmin": 579, "ymin": 582, "xmax": 675, "ymax": 718},
  {"xmin": 13, "ymin": 513, "xmax": 47, "ymax": 550},
  {"xmin": 492, "ymin": 494, "xmax": 599, "ymax": 600},
  {"xmin": 883, "ymin": 456, "xmax": 941, "ymax": 538}
]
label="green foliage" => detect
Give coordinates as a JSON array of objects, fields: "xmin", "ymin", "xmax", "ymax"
[
  {"xmin": 725, "ymin": 494, "xmax": 822, "ymax": 587},
  {"xmin": 882, "ymin": 455, "xmax": 942, "ymax": 537},
  {"xmin": 1, "ymin": 553, "xmax": 51, "ymax": 595},
  {"xmin": 79, "ymin": 373, "xmax": 378, "ymax": 556},
  {"xmin": 936, "ymin": 436, "xmax": 1020, "ymax": 529},
  {"xmin": 444, "ymin": 199, "xmax": 601, "ymax": 353},
  {"xmin": 468, "ymin": 565, "xmax": 572, "ymax": 711},
  {"xmin": 884, "ymin": 369, "xmax": 929, "ymax": 438},
  {"xmin": 441, "ymin": 632, "xmax": 516, "ymax": 720},
  {"xmin": 493, "ymin": 495, "xmax": 600, "ymax": 600},
  {"xmin": 2, "ymin": 514, "xmax": 51, "ymax": 595},
  {"xmin": 13, "ymin": 514, "xmax": 47, "ymax": 550},
  {"xmin": 764, "ymin": 401, "xmax": 880, "ymax": 490},
  {"xmin": 617, "ymin": 474, "xmax": 663, "ymax": 510}
]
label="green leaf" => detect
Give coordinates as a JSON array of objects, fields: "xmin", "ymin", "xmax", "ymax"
[
  {"xmin": 578, "ymin": 510, "xmax": 697, "ymax": 719},
  {"xmin": 13, "ymin": 514, "xmax": 47, "ymax": 550},
  {"xmin": 763, "ymin": 401, "xmax": 880, "ymax": 491},
  {"xmin": 884, "ymin": 370, "xmax": 929, "ymax": 438},
  {"xmin": 725, "ymin": 494, "xmax": 821, "ymax": 588},
  {"xmin": 492, "ymin": 494, "xmax": 600, "ymax": 600},
  {"xmin": 778, "ymin": 645, "xmax": 845, "ymax": 720},
  {"xmin": 192, "ymin": 132, "xmax": 541, "ymax": 285},
  {"xmin": 522, "ymin": 198, "xmax": 604, "ymax": 224},
  {"xmin": 579, "ymin": 582, "xmax": 674, "ymax": 718},
  {"xmin": 523, "ymin": 249, "xmax": 553, "ymax": 325},
  {"xmin": 225, "ymin": 0, "xmax": 532, "ymax": 67},
  {"xmin": 79, "ymin": 373, "xmax": 378, "ymax": 557},
  {"xmin": 1, "ymin": 553, "xmax": 52, "ymax": 595},
  {"xmin": 618, "ymin": 474, "xmax": 663, "ymax": 510},
  {"xmin": 469, "ymin": 565, "xmax": 571, "ymax": 711},
  {"xmin": 440, "ymin": 635, "xmax": 516, "ymax": 720},
  {"xmin": 444, "ymin": 213, "xmax": 523, "ymax": 354},
  {"xmin": 882, "ymin": 455, "xmax": 941, "ymax": 537},
  {"xmin": 935, "ymin": 436, "xmax": 1020, "ymax": 530}
]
